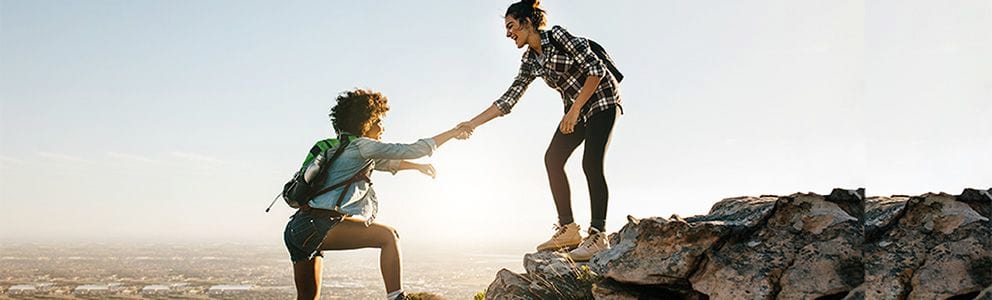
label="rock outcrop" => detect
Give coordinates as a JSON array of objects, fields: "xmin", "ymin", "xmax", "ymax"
[
  {"xmin": 484, "ymin": 188, "xmax": 991, "ymax": 300},
  {"xmin": 862, "ymin": 191, "xmax": 991, "ymax": 299},
  {"xmin": 484, "ymin": 252, "xmax": 597, "ymax": 300}
]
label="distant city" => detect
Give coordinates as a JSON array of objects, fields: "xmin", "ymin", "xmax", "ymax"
[{"xmin": 0, "ymin": 242, "xmax": 523, "ymax": 299}]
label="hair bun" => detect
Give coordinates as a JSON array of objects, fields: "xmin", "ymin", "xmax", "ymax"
[{"xmin": 506, "ymin": 0, "xmax": 547, "ymax": 29}]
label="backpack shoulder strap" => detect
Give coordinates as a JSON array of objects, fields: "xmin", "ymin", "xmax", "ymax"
[
  {"xmin": 549, "ymin": 25, "xmax": 587, "ymax": 58},
  {"xmin": 322, "ymin": 134, "xmax": 352, "ymax": 168},
  {"xmin": 310, "ymin": 159, "xmax": 374, "ymax": 208},
  {"xmin": 308, "ymin": 134, "xmax": 362, "ymax": 197},
  {"xmin": 547, "ymin": 26, "xmax": 624, "ymax": 83},
  {"xmin": 332, "ymin": 160, "xmax": 374, "ymax": 209},
  {"xmin": 302, "ymin": 139, "xmax": 339, "ymax": 168}
]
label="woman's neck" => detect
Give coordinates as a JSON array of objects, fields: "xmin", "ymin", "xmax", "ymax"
[{"xmin": 527, "ymin": 30, "xmax": 543, "ymax": 55}]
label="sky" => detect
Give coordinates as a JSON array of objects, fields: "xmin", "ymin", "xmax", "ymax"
[{"xmin": 1, "ymin": 0, "xmax": 989, "ymax": 250}]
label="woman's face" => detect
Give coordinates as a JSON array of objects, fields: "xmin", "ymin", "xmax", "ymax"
[
  {"xmin": 504, "ymin": 16, "xmax": 531, "ymax": 49},
  {"xmin": 365, "ymin": 117, "xmax": 384, "ymax": 140}
]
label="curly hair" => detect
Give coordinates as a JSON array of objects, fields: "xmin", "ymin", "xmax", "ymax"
[{"xmin": 329, "ymin": 88, "xmax": 389, "ymax": 136}]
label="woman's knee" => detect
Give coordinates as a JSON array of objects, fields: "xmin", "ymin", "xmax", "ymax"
[
  {"xmin": 374, "ymin": 224, "xmax": 400, "ymax": 247},
  {"xmin": 545, "ymin": 148, "xmax": 566, "ymax": 171},
  {"xmin": 582, "ymin": 156, "xmax": 600, "ymax": 172}
]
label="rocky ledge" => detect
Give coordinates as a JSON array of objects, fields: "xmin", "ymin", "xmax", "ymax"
[{"xmin": 484, "ymin": 188, "xmax": 991, "ymax": 300}]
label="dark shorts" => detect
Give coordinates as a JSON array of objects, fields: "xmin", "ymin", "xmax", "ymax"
[{"xmin": 283, "ymin": 211, "xmax": 343, "ymax": 262}]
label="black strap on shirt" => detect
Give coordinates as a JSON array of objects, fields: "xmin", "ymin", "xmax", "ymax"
[
  {"xmin": 309, "ymin": 139, "xmax": 374, "ymax": 210},
  {"xmin": 547, "ymin": 29, "xmax": 624, "ymax": 83}
]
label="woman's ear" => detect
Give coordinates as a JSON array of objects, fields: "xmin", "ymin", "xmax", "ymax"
[{"xmin": 518, "ymin": 17, "xmax": 531, "ymax": 31}]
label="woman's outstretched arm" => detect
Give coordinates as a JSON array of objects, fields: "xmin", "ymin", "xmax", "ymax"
[
  {"xmin": 431, "ymin": 126, "xmax": 465, "ymax": 147},
  {"xmin": 459, "ymin": 58, "xmax": 538, "ymax": 136},
  {"xmin": 397, "ymin": 161, "xmax": 436, "ymax": 178},
  {"xmin": 458, "ymin": 104, "xmax": 502, "ymax": 136},
  {"xmin": 357, "ymin": 126, "xmax": 464, "ymax": 162}
]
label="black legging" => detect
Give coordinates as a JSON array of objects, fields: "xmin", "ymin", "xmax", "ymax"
[{"xmin": 544, "ymin": 106, "xmax": 618, "ymax": 233}]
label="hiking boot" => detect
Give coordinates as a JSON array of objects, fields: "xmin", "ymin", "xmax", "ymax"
[
  {"xmin": 568, "ymin": 229, "xmax": 609, "ymax": 261},
  {"xmin": 536, "ymin": 223, "xmax": 582, "ymax": 252}
]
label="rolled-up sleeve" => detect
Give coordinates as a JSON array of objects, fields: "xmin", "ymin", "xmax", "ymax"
[
  {"xmin": 493, "ymin": 58, "xmax": 537, "ymax": 115},
  {"xmin": 356, "ymin": 138, "xmax": 437, "ymax": 160},
  {"xmin": 551, "ymin": 26, "xmax": 606, "ymax": 78}
]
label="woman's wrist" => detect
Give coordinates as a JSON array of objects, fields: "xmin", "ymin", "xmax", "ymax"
[
  {"xmin": 447, "ymin": 127, "xmax": 462, "ymax": 137},
  {"xmin": 567, "ymin": 106, "xmax": 581, "ymax": 116}
]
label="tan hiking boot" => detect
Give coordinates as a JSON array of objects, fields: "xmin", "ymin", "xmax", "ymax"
[
  {"xmin": 568, "ymin": 230, "xmax": 609, "ymax": 261},
  {"xmin": 536, "ymin": 223, "xmax": 582, "ymax": 252}
]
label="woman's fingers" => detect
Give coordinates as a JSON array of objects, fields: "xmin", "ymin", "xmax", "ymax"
[
  {"xmin": 457, "ymin": 122, "xmax": 475, "ymax": 133},
  {"xmin": 458, "ymin": 127, "xmax": 472, "ymax": 139},
  {"xmin": 420, "ymin": 164, "xmax": 436, "ymax": 178},
  {"xmin": 455, "ymin": 123, "xmax": 474, "ymax": 140},
  {"xmin": 560, "ymin": 116, "xmax": 576, "ymax": 134}
]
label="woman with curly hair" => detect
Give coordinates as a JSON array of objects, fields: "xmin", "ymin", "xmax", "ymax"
[
  {"xmin": 284, "ymin": 88, "xmax": 465, "ymax": 300},
  {"xmin": 458, "ymin": 0, "xmax": 623, "ymax": 261}
]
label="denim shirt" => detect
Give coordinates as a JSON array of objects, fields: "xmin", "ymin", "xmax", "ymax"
[{"xmin": 307, "ymin": 136, "xmax": 437, "ymax": 225}]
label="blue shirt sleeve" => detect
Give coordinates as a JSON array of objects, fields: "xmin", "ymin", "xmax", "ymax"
[{"xmin": 355, "ymin": 137, "xmax": 437, "ymax": 161}]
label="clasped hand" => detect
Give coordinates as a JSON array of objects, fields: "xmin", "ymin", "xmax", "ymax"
[{"xmin": 454, "ymin": 121, "xmax": 475, "ymax": 140}]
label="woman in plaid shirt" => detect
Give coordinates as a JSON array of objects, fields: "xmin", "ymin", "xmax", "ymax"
[{"xmin": 459, "ymin": 0, "xmax": 623, "ymax": 261}]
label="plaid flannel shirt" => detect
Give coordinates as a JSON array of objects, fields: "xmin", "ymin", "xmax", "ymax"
[{"xmin": 493, "ymin": 25, "xmax": 622, "ymax": 122}]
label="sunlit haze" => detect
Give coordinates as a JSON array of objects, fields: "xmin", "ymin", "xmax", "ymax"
[{"xmin": 1, "ymin": 0, "xmax": 989, "ymax": 252}]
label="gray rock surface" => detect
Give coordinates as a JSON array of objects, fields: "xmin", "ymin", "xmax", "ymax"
[
  {"xmin": 483, "ymin": 188, "xmax": 990, "ymax": 300},
  {"xmin": 484, "ymin": 252, "xmax": 597, "ymax": 300},
  {"xmin": 861, "ymin": 192, "xmax": 991, "ymax": 300}
]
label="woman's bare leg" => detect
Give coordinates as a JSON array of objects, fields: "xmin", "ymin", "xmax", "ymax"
[
  {"xmin": 292, "ymin": 256, "xmax": 323, "ymax": 300},
  {"xmin": 321, "ymin": 217, "xmax": 402, "ymax": 293}
]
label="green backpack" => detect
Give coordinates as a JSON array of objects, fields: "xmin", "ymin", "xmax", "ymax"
[{"xmin": 266, "ymin": 135, "xmax": 371, "ymax": 212}]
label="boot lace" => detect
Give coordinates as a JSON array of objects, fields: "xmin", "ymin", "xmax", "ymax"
[
  {"xmin": 580, "ymin": 232, "xmax": 602, "ymax": 248},
  {"xmin": 551, "ymin": 224, "xmax": 568, "ymax": 238}
]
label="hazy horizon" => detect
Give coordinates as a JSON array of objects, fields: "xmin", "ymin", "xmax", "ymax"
[{"xmin": 0, "ymin": 242, "xmax": 520, "ymax": 298}]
